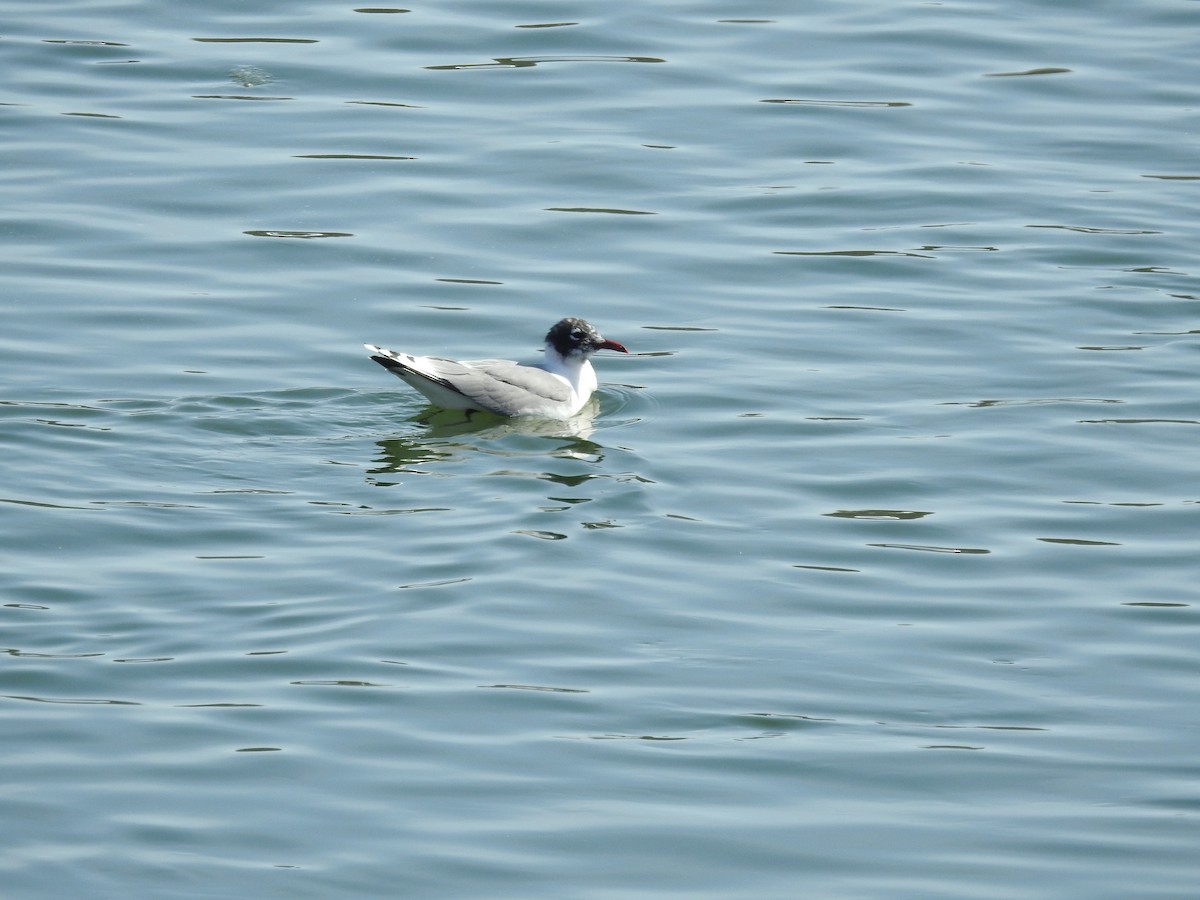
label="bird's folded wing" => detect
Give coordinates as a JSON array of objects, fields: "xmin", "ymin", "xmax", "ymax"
[
  {"xmin": 455, "ymin": 359, "xmax": 573, "ymax": 413},
  {"xmin": 365, "ymin": 347, "xmax": 574, "ymax": 415}
]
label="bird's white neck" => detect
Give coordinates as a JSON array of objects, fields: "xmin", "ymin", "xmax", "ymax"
[{"xmin": 543, "ymin": 344, "xmax": 597, "ymax": 398}]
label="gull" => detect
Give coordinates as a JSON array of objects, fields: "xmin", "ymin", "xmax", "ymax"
[{"xmin": 365, "ymin": 317, "xmax": 628, "ymax": 419}]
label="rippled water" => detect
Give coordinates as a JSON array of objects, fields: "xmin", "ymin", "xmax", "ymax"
[{"xmin": 3, "ymin": 1, "xmax": 1199, "ymax": 897}]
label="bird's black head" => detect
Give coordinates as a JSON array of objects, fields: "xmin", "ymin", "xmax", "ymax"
[{"xmin": 544, "ymin": 317, "xmax": 628, "ymax": 359}]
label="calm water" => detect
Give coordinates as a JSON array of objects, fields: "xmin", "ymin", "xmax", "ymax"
[{"xmin": 3, "ymin": 0, "xmax": 1199, "ymax": 897}]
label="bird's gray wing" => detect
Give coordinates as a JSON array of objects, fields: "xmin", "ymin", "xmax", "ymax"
[
  {"xmin": 456, "ymin": 358, "xmax": 573, "ymax": 414},
  {"xmin": 366, "ymin": 346, "xmax": 573, "ymax": 415}
]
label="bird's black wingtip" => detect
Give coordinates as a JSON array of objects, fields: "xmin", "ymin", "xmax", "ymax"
[{"xmin": 370, "ymin": 354, "xmax": 404, "ymax": 371}]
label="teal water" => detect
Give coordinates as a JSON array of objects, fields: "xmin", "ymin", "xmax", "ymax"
[{"xmin": 3, "ymin": 1, "xmax": 1199, "ymax": 897}]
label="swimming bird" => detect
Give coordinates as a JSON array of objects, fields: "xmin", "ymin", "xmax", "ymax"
[{"xmin": 365, "ymin": 317, "xmax": 628, "ymax": 419}]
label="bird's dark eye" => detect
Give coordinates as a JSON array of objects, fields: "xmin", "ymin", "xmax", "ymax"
[{"xmin": 571, "ymin": 329, "xmax": 584, "ymax": 340}]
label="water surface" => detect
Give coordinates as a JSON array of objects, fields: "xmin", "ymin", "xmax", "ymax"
[{"xmin": 2, "ymin": 1, "xmax": 1198, "ymax": 897}]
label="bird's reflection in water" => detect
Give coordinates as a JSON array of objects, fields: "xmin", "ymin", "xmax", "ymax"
[{"xmin": 368, "ymin": 398, "xmax": 604, "ymax": 480}]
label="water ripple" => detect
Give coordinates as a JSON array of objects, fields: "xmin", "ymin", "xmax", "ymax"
[{"xmin": 426, "ymin": 55, "xmax": 666, "ymax": 71}]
